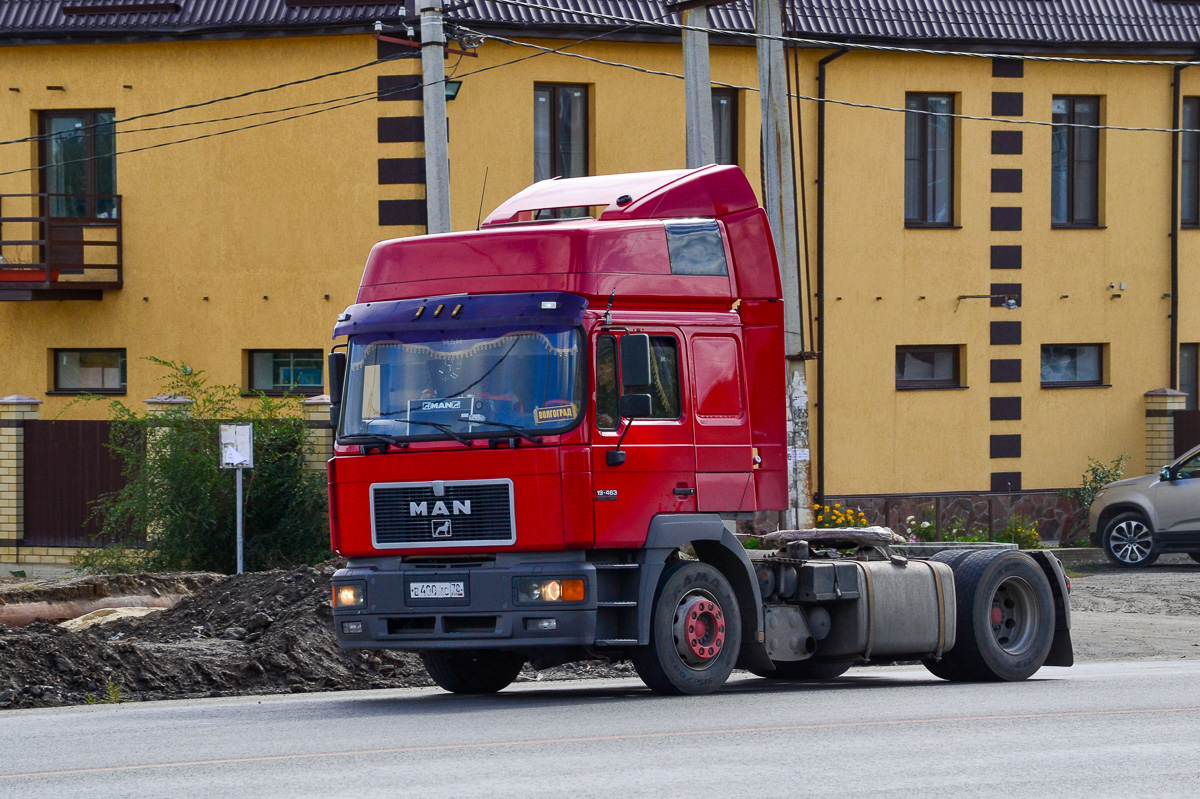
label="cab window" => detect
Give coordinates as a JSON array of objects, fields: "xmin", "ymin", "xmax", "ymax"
[{"xmin": 626, "ymin": 336, "xmax": 681, "ymax": 420}]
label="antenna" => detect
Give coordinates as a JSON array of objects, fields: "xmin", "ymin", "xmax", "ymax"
[
  {"xmin": 604, "ymin": 289, "xmax": 616, "ymax": 325},
  {"xmin": 475, "ymin": 166, "xmax": 489, "ymax": 229}
]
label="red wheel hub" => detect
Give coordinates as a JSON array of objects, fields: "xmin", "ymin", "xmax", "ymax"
[
  {"xmin": 679, "ymin": 597, "xmax": 725, "ymax": 662},
  {"xmin": 991, "ymin": 605, "xmax": 1004, "ymax": 625}
]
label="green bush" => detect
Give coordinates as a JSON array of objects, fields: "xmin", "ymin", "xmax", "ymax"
[
  {"xmin": 1058, "ymin": 455, "xmax": 1129, "ymax": 546},
  {"xmin": 75, "ymin": 359, "xmax": 329, "ymax": 574}
]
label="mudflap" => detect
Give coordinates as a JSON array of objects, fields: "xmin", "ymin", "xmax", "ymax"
[{"xmin": 1027, "ymin": 550, "xmax": 1074, "ymax": 667}]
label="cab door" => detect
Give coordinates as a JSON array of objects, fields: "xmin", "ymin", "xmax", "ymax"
[
  {"xmin": 592, "ymin": 330, "xmax": 696, "ymax": 548},
  {"xmin": 689, "ymin": 332, "xmax": 755, "ymax": 512}
]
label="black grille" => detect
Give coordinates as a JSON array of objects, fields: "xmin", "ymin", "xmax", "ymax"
[{"xmin": 372, "ymin": 481, "xmax": 514, "ymax": 546}]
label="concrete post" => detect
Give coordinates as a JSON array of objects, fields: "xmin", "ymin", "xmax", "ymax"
[
  {"xmin": 0, "ymin": 395, "xmax": 41, "ymax": 559},
  {"xmin": 420, "ymin": 0, "xmax": 452, "ymax": 234},
  {"xmin": 755, "ymin": 0, "xmax": 811, "ymax": 527},
  {"xmin": 682, "ymin": 6, "xmax": 715, "ymax": 168},
  {"xmin": 303, "ymin": 394, "xmax": 334, "ymax": 471},
  {"xmin": 1144, "ymin": 388, "xmax": 1187, "ymax": 473}
]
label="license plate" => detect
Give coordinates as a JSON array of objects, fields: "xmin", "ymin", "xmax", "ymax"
[{"xmin": 409, "ymin": 581, "xmax": 466, "ymax": 600}]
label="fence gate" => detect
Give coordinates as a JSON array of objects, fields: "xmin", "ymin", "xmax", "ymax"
[
  {"xmin": 1175, "ymin": 410, "xmax": 1200, "ymax": 458},
  {"xmin": 23, "ymin": 420, "xmax": 123, "ymax": 548}
]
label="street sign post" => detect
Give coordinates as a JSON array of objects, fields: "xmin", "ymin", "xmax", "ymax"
[{"xmin": 219, "ymin": 424, "xmax": 254, "ymax": 574}]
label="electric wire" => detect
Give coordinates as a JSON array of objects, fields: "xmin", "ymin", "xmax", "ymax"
[
  {"xmin": 0, "ymin": 19, "xmax": 657, "ymax": 178},
  {"xmin": 475, "ymin": 31, "xmax": 1196, "ymax": 134},
  {"xmin": 482, "ymin": 0, "xmax": 1200, "ymax": 67}
]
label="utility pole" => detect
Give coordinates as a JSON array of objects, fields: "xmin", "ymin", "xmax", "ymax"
[
  {"xmin": 419, "ymin": 0, "xmax": 452, "ymax": 233},
  {"xmin": 682, "ymin": 6, "xmax": 715, "ymax": 167},
  {"xmin": 755, "ymin": 0, "xmax": 811, "ymax": 528}
]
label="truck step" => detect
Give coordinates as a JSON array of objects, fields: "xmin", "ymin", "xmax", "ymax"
[
  {"xmin": 596, "ymin": 601, "xmax": 638, "ymax": 608},
  {"xmin": 593, "ymin": 639, "xmax": 639, "ymax": 646},
  {"xmin": 593, "ymin": 563, "xmax": 640, "ymax": 570}
]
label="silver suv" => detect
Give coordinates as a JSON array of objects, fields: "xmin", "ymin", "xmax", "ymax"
[{"xmin": 1089, "ymin": 444, "xmax": 1200, "ymax": 567}]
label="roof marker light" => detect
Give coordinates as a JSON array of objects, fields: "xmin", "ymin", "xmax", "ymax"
[
  {"xmin": 452, "ymin": 304, "xmax": 463, "ymax": 318},
  {"xmin": 414, "ymin": 306, "xmax": 425, "ymax": 320},
  {"xmin": 434, "ymin": 304, "xmax": 445, "ymax": 317},
  {"xmin": 540, "ymin": 301, "xmax": 558, "ymax": 310}
]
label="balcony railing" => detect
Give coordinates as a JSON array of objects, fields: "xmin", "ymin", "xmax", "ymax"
[{"xmin": 0, "ymin": 194, "xmax": 122, "ymax": 299}]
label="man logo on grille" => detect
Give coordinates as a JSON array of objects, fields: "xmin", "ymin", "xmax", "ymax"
[{"xmin": 432, "ymin": 519, "xmax": 452, "ymax": 538}]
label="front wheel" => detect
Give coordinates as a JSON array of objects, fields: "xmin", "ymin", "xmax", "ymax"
[
  {"xmin": 421, "ymin": 650, "xmax": 525, "ymax": 694},
  {"xmin": 631, "ymin": 561, "xmax": 741, "ymax": 696},
  {"xmin": 1103, "ymin": 512, "xmax": 1159, "ymax": 568}
]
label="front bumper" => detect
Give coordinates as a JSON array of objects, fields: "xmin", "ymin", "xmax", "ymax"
[{"xmin": 331, "ymin": 553, "xmax": 599, "ymax": 651}]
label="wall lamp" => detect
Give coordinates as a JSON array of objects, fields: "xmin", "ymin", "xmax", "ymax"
[
  {"xmin": 955, "ymin": 293, "xmax": 1020, "ymax": 311},
  {"xmin": 445, "ymin": 80, "xmax": 463, "ymax": 101}
]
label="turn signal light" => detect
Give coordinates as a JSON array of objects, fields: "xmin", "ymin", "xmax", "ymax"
[
  {"xmin": 516, "ymin": 578, "xmax": 586, "ymax": 603},
  {"xmin": 333, "ymin": 584, "xmax": 365, "ymax": 608}
]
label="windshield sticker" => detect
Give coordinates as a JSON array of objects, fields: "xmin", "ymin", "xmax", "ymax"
[{"xmin": 534, "ymin": 403, "xmax": 578, "ymax": 425}]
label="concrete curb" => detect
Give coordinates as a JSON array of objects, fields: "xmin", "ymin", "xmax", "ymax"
[{"xmin": 1041, "ymin": 547, "xmax": 1105, "ymax": 565}]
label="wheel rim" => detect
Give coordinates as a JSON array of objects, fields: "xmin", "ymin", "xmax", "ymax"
[
  {"xmin": 672, "ymin": 589, "xmax": 726, "ymax": 669},
  {"xmin": 989, "ymin": 576, "xmax": 1037, "ymax": 655},
  {"xmin": 1109, "ymin": 519, "xmax": 1153, "ymax": 563}
]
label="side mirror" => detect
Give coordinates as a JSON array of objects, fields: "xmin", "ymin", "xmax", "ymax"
[
  {"xmin": 618, "ymin": 393, "xmax": 652, "ymax": 419},
  {"xmin": 620, "ymin": 334, "xmax": 651, "ymax": 388},
  {"xmin": 1161, "ymin": 466, "xmax": 1174, "ymax": 481},
  {"xmin": 328, "ymin": 351, "xmax": 347, "ymax": 406}
]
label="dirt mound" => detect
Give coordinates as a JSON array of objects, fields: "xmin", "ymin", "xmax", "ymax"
[
  {"xmin": 0, "ymin": 562, "xmax": 632, "ymax": 710},
  {"xmin": 0, "ymin": 572, "xmax": 222, "ymax": 609},
  {"xmin": 0, "ymin": 563, "xmax": 435, "ymax": 709}
]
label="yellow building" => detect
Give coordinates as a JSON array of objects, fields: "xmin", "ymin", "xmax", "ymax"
[{"xmin": 2, "ymin": 0, "xmax": 1200, "ymax": 562}]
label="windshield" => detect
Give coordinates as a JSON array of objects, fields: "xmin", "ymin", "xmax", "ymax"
[{"xmin": 341, "ymin": 326, "xmax": 584, "ymax": 442}]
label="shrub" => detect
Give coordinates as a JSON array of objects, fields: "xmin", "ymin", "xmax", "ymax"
[
  {"xmin": 1058, "ymin": 455, "xmax": 1129, "ymax": 545},
  {"xmin": 812, "ymin": 503, "xmax": 871, "ymax": 528},
  {"xmin": 999, "ymin": 513, "xmax": 1042, "ymax": 550},
  {"xmin": 75, "ymin": 359, "xmax": 329, "ymax": 574}
]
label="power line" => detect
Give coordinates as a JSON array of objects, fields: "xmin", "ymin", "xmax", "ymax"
[
  {"xmin": 476, "ymin": 31, "xmax": 1194, "ymax": 134},
  {"xmin": 0, "ymin": 51, "xmax": 421, "ymax": 149},
  {"xmin": 483, "ymin": 0, "xmax": 1200, "ymax": 67},
  {"xmin": 0, "ymin": 20, "xmax": 655, "ymax": 178}
]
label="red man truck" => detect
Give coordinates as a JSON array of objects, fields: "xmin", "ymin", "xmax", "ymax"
[{"xmin": 326, "ymin": 166, "xmax": 1072, "ymax": 695}]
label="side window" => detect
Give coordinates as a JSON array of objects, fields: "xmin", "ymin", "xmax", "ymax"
[
  {"xmin": 632, "ymin": 336, "xmax": 681, "ymax": 420},
  {"xmin": 665, "ymin": 219, "xmax": 728, "ymax": 276},
  {"xmin": 1176, "ymin": 453, "xmax": 1200, "ymax": 479},
  {"xmin": 595, "ymin": 335, "xmax": 619, "ymax": 429}
]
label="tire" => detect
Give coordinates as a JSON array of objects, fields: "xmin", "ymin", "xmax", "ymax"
[
  {"xmin": 1102, "ymin": 512, "xmax": 1159, "ymax": 568},
  {"xmin": 929, "ymin": 550, "xmax": 1055, "ymax": 682},
  {"xmin": 631, "ymin": 561, "xmax": 742, "ymax": 696},
  {"xmin": 1189, "ymin": 553, "xmax": 1200, "ymax": 565},
  {"xmin": 930, "ymin": 549, "xmax": 975, "ymax": 570},
  {"xmin": 759, "ymin": 658, "xmax": 853, "ymax": 681},
  {"xmin": 420, "ymin": 650, "xmax": 525, "ymax": 694}
]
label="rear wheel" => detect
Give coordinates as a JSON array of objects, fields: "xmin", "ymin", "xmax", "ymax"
[
  {"xmin": 924, "ymin": 550, "xmax": 1055, "ymax": 682},
  {"xmin": 1102, "ymin": 512, "xmax": 1159, "ymax": 568},
  {"xmin": 631, "ymin": 561, "xmax": 741, "ymax": 696},
  {"xmin": 421, "ymin": 650, "xmax": 525, "ymax": 694}
]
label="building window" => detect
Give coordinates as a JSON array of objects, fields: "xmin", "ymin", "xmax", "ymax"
[
  {"xmin": 712, "ymin": 88, "xmax": 738, "ymax": 166},
  {"xmin": 896, "ymin": 345, "xmax": 961, "ymax": 389},
  {"xmin": 1051, "ymin": 96, "xmax": 1100, "ymax": 226},
  {"xmin": 54, "ymin": 349, "xmax": 126, "ymax": 393},
  {"xmin": 1182, "ymin": 343, "xmax": 1198, "ymax": 410},
  {"xmin": 1183, "ymin": 98, "xmax": 1199, "ymax": 226},
  {"xmin": 904, "ymin": 93, "xmax": 954, "ymax": 226},
  {"xmin": 1041, "ymin": 344, "xmax": 1104, "ymax": 387},
  {"xmin": 39, "ymin": 110, "xmax": 117, "ymax": 220},
  {"xmin": 534, "ymin": 84, "xmax": 588, "ymax": 182},
  {"xmin": 249, "ymin": 350, "xmax": 323, "ymax": 394}
]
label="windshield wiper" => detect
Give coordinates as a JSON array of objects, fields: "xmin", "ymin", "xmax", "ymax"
[
  {"xmin": 338, "ymin": 433, "xmax": 408, "ymax": 450},
  {"xmin": 341, "ymin": 418, "xmax": 474, "ymax": 448},
  {"xmin": 462, "ymin": 417, "xmax": 544, "ymax": 445}
]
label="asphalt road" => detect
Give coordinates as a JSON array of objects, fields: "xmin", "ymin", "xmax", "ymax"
[{"xmin": 2, "ymin": 660, "xmax": 1198, "ymax": 799}]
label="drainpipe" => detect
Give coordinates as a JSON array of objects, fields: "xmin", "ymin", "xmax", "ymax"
[
  {"xmin": 815, "ymin": 47, "xmax": 847, "ymax": 506},
  {"xmin": 1170, "ymin": 57, "xmax": 1196, "ymax": 389}
]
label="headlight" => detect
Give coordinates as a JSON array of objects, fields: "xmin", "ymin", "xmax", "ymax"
[
  {"xmin": 333, "ymin": 584, "xmax": 365, "ymax": 608},
  {"xmin": 516, "ymin": 579, "xmax": 585, "ymax": 603}
]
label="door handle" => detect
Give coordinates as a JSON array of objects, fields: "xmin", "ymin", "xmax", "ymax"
[{"xmin": 673, "ymin": 487, "xmax": 695, "ymax": 496}]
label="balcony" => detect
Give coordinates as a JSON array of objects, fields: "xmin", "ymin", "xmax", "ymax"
[{"xmin": 0, "ymin": 194, "xmax": 122, "ymax": 301}]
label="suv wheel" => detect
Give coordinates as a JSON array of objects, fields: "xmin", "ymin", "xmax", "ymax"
[{"xmin": 1102, "ymin": 512, "xmax": 1159, "ymax": 568}]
